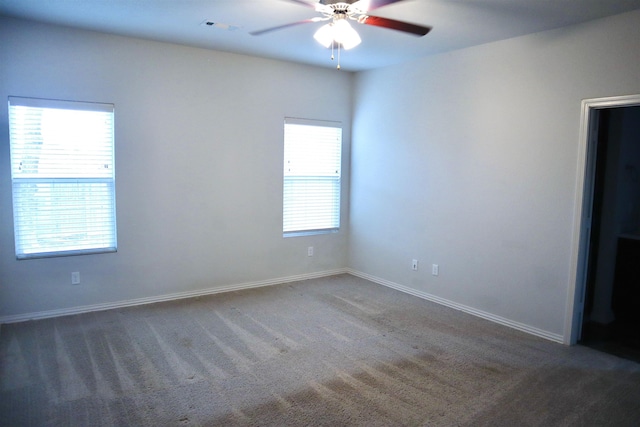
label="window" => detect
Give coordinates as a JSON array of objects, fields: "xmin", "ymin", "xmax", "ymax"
[
  {"xmin": 283, "ymin": 118, "xmax": 342, "ymax": 236},
  {"xmin": 8, "ymin": 97, "xmax": 117, "ymax": 259}
]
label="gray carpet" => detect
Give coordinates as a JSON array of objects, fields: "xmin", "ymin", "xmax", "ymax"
[{"xmin": 1, "ymin": 274, "xmax": 639, "ymax": 426}]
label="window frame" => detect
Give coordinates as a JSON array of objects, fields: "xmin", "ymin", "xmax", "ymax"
[
  {"xmin": 283, "ymin": 117, "xmax": 342, "ymax": 237},
  {"xmin": 8, "ymin": 96, "xmax": 117, "ymax": 260}
]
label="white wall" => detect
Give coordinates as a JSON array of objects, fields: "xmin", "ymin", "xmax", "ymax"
[
  {"xmin": 349, "ymin": 10, "xmax": 640, "ymax": 340},
  {"xmin": 0, "ymin": 17, "xmax": 352, "ymax": 319}
]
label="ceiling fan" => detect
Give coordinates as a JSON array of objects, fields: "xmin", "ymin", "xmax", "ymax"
[{"xmin": 250, "ymin": 0, "xmax": 432, "ymax": 69}]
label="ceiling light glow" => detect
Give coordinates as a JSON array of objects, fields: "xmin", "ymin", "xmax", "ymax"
[{"xmin": 313, "ymin": 19, "xmax": 361, "ymax": 50}]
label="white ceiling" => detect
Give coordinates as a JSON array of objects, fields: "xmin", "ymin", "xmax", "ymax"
[{"xmin": 2, "ymin": 0, "xmax": 640, "ymax": 71}]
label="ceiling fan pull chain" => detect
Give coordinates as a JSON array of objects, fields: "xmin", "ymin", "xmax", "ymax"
[{"xmin": 337, "ymin": 43, "xmax": 341, "ymax": 70}]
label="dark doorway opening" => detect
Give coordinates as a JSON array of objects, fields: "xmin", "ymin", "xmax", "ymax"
[{"xmin": 580, "ymin": 106, "xmax": 640, "ymax": 364}]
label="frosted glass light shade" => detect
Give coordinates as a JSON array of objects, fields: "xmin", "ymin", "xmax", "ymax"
[
  {"xmin": 313, "ymin": 23, "xmax": 334, "ymax": 48},
  {"xmin": 313, "ymin": 20, "xmax": 362, "ymax": 50},
  {"xmin": 333, "ymin": 19, "xmax": 361, "ymax": 50}
]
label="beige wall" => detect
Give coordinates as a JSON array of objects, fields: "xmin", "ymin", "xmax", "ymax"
[
  {"xmin": 0, "ymin": 17, "xmax": 352, "ymax": 318},
  {"xmin": 3, "ymin": 9, "xmax": 640, "ymax": 345},
  {"xmin": 349, "ymin": 10, "xmax": 640, "ymax": 341}
]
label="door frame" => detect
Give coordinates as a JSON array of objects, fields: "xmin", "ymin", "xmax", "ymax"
[{"xmin": 565, "ymin": 94, "xmax": 640, "ymax": 345}]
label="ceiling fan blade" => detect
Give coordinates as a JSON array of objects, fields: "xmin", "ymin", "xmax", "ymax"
[
  {"xmin": 284, "ymin": 0, "xmax": 408, "ymax": 12},
  {"xmin": 250, "ymin": 18, "xmax": 321, "ymax": 36},
  {"xmin": 358, "ymin": 15, "xmax": 432, "ymax": 36},
  {"xmin": 287, "ymin": 0, "xmax": 321, "ymax": 9},
  {"xmin": 353, "ymin": 0, "xmax": 407, "ymax": 12}
]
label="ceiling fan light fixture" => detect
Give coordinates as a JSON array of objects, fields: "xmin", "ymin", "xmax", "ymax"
[
  {"xmin": 313, "ymin": 19, "xmax": 362, "ymax": 50},
  {"xmin": 334, "ymin": 19, "xmax": 361, "ymax": 50},
  {"xmin": 313, "ymin": 23, "xmax": 335, "ymax": 48}
]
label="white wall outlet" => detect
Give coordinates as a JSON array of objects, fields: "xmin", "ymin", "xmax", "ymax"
[
  {"xmin": 432, "ymin": 264, "xmax": 439, "ymax": 276},
  {"xmin": 71, "ymin": 272, "xmax": 80, "ymax": 285},
  {"xmin": 308, "ymin": 246, "xmax": 314, "ymax": 257},
  {"xmin": 412, "ymin": 259, "xmax": 418, "ymax": 271}
]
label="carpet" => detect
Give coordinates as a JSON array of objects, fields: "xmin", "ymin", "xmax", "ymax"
[{"xmin": 1, "ymin": 274, "xmax": 639, "ymax": 426}]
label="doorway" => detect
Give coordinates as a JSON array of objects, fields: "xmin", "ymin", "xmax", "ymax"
[{"xmin": 568, "ymin": 95, "xmax": 640, "ymax": 362}]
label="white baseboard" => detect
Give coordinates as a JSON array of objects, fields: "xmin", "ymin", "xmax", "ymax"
[
  {"xmin": 0, "ymin": 268, "xmax": 349, "ymax": 324},
  {"xmin": 0, "ymin": 268, "xmax": 566, "ymax": 345},
  {"xmin": 347, "ymin": 269, "xmax": 565, "ymax": 344}
]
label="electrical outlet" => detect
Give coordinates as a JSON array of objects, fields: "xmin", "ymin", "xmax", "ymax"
[
  {"xmin": 432, "ymin": 264, "xmax": 439, "ymax": 276},
  {"xmin": 412, "ymin": 259, "xmax": 418, "ymax": 271},
  {"xmin": 71, "ymin": 272, "xmax": 80, "ymax": 285},
  {"xmin": 308, "ymin": 246, "xmax": 314, "ymax": 257}
]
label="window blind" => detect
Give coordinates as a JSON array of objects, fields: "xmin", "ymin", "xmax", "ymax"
[
  {"xmin": 8, "ymin": 97, "xmax": 117, "ymax": 259},
  {"xmin": 283, "ymin": 118, "xmax": 342, "ymax": 235}
]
